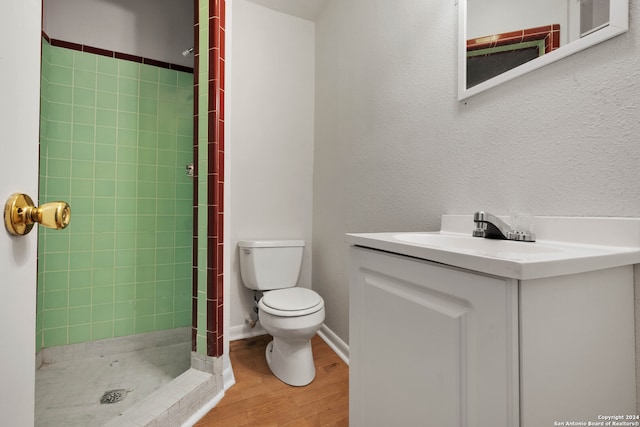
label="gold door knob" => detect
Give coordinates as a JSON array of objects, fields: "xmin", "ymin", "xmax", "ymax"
[{"xmin": 4, "ymin": 193, "xmax": 71, "ymax": 236}]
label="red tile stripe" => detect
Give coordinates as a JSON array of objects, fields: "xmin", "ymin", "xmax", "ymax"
[
  {"xmin": 467, "ymin": 24, "xmax": 561, "ymax": 53},
  {"xmin": 43, "ymin": 31, "xmax": 194, "ymax": 73},
  {"xmin": 206, "ymin": 0, "xmax": 225, "ymax": 358}
]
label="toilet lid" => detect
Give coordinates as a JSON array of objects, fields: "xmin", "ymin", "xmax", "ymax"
[{"xmin": 260, "ymin": 288, "xmax": 323, "ymax": 315}]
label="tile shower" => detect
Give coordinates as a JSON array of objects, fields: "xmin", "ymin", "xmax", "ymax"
[
  {"xmin": 38, "ymin": 39, "xmax": 193, "ymax": 349},
  {"xmin": 36, "ymin": 38, "xmax": 194, "ymax": 425}
]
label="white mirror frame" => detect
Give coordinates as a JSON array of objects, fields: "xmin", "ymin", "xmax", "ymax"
[{"xmin": 458, "ymin": 0, "xmax": 629, "ymax": 100}]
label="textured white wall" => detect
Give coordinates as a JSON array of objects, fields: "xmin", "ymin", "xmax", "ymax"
[
  {"xmin": 43, "ymin": 0, "xmax": 193, "ymax": 67},
  {"xmin": 229, "ymin": 1, "xmax": 315, "ymax": 337},
  {"xmin": 313, "ymin": 0, "xmax": 640, "ymax": 353},
  {"xmin": 247, "ymin": 0, "xmax": 327, "ymax": 21}
]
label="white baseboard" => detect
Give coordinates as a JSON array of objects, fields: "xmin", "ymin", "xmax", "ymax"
[
  {"xmin": 317, "ymin": 324, "xmax": 349, "ymax": 366},
  {"xmin": 230, "ymin": 322, "xmax": 349, "ymax": 365},
  {"xmin": 229, "ymin": 323, "xmax": 267, "ymax": 341}
]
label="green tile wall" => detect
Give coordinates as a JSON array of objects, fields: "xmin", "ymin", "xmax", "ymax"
[
  {"xmin": 37, "ymin": 39, "xmax": 193, "ymax": 351},
  {"xmin": 196, "ymin": 0, "xmax": 210, "ymax": 355}
]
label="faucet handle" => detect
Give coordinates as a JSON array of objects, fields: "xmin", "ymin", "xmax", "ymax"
[
  {"xmin": 508, "ymin": 212, "xmax": 535, "ymax": 242},
  {"xmin": 510, "ymin": 212, "xmax": 533, "ymax": 232}
]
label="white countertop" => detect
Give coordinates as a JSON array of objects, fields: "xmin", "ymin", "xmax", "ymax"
[{"xmin": 346, "ymin": 215, "xmax": 640, "ymax": 280}]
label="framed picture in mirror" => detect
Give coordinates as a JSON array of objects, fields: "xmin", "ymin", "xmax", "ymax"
[{"xmin": 466, "ymin": 25, "xmax": 560, "ymax": 89}]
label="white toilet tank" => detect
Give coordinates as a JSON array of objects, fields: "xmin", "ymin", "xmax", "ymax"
[{"xmin": 238, "ymin": 240, "xmax": 304, "ymax": 290}]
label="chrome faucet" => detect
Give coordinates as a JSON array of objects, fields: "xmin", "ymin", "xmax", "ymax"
[{"xmin": 472, "ymin": 211, "xmax": 536, "ymax": 242}]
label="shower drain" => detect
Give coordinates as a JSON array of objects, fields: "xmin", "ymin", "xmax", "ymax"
[{"xmin": 100, "ymin": 389, "xmax": 128, "ymax": 404}]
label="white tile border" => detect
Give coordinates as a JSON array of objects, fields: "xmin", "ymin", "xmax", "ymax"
[
  {"xmin": 37, "ymin": 327, "xmax": 191, "ymax": 367},
  {"xmin": 104, "ymin": 368, "xmax": 222, "ymax": 427}
]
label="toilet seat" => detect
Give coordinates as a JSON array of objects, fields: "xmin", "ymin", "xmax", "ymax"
[{"xmin": 259, "ymin": 288, "xmax": 324, "ymax": 317}]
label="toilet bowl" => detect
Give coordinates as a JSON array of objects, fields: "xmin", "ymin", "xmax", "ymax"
[
  {"xmin": 259, "ymin": 288, "xmax": 325, "ymax": 386},
  {"xmin": 238, "ymin": 240, "xmax": 325, "ymax": 386}
]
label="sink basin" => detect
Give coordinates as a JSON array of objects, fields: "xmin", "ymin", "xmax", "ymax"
[
  {"xmin": 345, "ymin": 215, "xmax": 640, "ymax": 280},
  {"xmin": 393, "ymin": 233, "xmax": 563, "ymax": 259}
]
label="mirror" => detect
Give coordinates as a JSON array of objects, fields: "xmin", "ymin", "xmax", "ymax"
[{"xmin": 458, "ymin": 0, "xmax": 629, "ymax": 100}]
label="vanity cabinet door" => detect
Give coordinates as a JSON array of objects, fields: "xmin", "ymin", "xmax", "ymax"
[{"xmin": 349, "ymin": 246, "xmax": 519, "ymax": 427}]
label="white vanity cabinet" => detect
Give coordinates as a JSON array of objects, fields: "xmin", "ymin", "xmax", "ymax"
[
  {"xmin": 349, "ymin": 245, "xmax": 636, "ymax": 427},
  {"xmin": 349, "ymin": 246, "xmax": 520, "ymax": 427}
]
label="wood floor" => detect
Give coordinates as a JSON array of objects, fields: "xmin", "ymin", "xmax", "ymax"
[{"xmin": 195, "ymin": 335, "xmax": 349, "ymax": 427}]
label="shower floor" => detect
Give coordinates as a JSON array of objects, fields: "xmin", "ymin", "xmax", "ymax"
[{"xmin": 35, "ymin": 332, "xmax": 191, "ymax": 426}]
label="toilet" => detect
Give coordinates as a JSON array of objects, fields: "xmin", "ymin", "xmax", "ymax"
[{"xmin": 238, "ymin": 240, "xmax": 325, "ymax": 386}]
